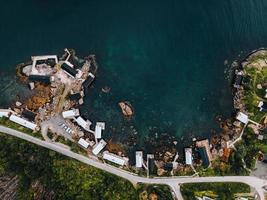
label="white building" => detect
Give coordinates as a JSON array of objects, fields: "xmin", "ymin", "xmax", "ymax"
[
  {"xmin": 236, "ymin": 112, "xmax": 249, "ymax": 124},
  {"xmin": 31, "ymin": 55, "xmax": 58, "ymax": 75},
  {"xmin": 9, "ymin": 114, "xmax": 37, "ymax": 130},
  {"xmin": 74, "ymin": 116, "xmax": 92, "ymax": 131},
  {"xmin": 0, "ymin": 109, "xmax": 11, "ymax": 118},
  {"xmin": 103, "ymin": 151, "xmax": 126, "ymax": 166},
  {"xmin": 62, "ymin": 109, "xmax": 80, "ymax": 119},
  {"xmin": 92, "ymin": 139, "xmax": 107, "ymax": 155},
  {"xmin": 95, "ymin": 122, "xmax": 105, "ymax": 139},
  {"xmin": 185, "ymin": 148, "xmax": 193, "ymax": 165},
  {"xmin": 135, "ymin": 151, "xmax": 143, "ymax": 168},
  {"xmin": 78, "ymin": 138, "xmax": 89, "ymax": 149}
]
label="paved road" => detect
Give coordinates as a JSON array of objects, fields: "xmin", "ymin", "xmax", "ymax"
[{"xmin": 0, "ymin": 125, "xmax": 266, "ymax": 200}]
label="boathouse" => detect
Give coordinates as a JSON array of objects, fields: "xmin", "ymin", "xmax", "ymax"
[
  {"xmin": 135, "ymin": 151, "xmax": 143, "ymax": 168},
  {"xmin": 9, "ymin": 114, "xmax": 37, "ymax": 130},
  {"xmin": 78, "ymin": 138, "xmax": 89, "ymax": 149},
  {"xmin": 62, "ymin": 109, "xmax": 80, "ymax": 119},
  {"xmin": 236, "ymin": 112, "xmax": 249, "ymax": 124},
  {"xmin": 95, "ymin": 122, "xmax": 105, "ymax": 139},
  {"xmin": 29, "ymin": 75, "xmax": 51, "ymax": 84},
  {"xmin": 74, "ymin": 116, "xmax": 92, "ymax": 132},
  {"xmin": 103, "ymin": 151, "xmax": 126, "ymax": 166},
  {"xmin": 92, "ymin": 139, "xmax": 107, "ymax": 155},
  {"xmin": 198, "ymin": 147, "xmax": 210, "ymax": 168},
  {"xmin": 61, "ymin": 62, "xmax": 78, "ymax": 78},
  {"xmin": 185, "ymin": 148, "xmax": 193, "ymax": 165},
  {"xmin": 258, "ymin": 101, "xmax": 267, "ymax": 112},
  {"xmin": 83, "ymin": 73, "xmax": 95, "ymax": 88}
]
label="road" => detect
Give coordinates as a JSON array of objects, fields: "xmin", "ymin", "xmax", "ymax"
[{"xmin": 0, "ymin": 125, "xmax": 266, "ymax": 200}]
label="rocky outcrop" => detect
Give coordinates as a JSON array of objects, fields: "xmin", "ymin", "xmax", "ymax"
[{"xmin": 118, "ymin": 101, "xmax": 134, "ymax": 117}]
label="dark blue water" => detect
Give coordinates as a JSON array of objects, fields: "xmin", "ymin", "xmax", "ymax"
[{"xmin": 1, "ymin": 0, "xmax": 267, "ymax": 149}]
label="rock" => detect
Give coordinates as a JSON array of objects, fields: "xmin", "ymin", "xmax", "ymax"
[
  {"xmin": 118, "ymin": 101, "xmax": 134, "ymax": 117},
  {"xmin": 15, "ymin": 101, "xmax": 22, "ymax": 107},
  {"xmin": 257, "ymin": 84, "xmax": 263, "ymax": 89},
  {"xmin": 173, "ymin": 140, "xmax": 178, "ymax": 145},
  {"xmin": 102, "ymin": 86, "xmax": 111, "ymax": 93}
]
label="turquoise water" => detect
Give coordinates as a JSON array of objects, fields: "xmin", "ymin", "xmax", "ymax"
[{"xmin": 1, "ymin": 1, "xmax": 267, "ymax": 150}]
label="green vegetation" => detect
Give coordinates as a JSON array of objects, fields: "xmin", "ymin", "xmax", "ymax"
[
  {"xmin": 181, "ymin": 182, "xmax": 251, "ymax": 200},
  {"xmin": 137, "ymin": 184, "xmax": 173, "ymax": 200},
  {"xmin": 0, "ymin": 133, "xmax": 173, "ymax": 199}
]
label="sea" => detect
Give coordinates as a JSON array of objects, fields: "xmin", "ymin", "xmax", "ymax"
[{"xmin": 1, "ymin": 0, "xmax": 267, "ymax": 152}]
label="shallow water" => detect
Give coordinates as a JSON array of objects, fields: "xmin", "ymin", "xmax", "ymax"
[{"xmin": 1, "ymin": 0, "xmax": 267, "ymax": 150}]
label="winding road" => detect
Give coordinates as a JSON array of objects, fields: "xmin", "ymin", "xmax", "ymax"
[{"xmin": 0, "ymin": 125, "xmax": 266, "ymax": 200}]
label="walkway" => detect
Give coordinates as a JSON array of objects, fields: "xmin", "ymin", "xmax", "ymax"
[{"xmin": 0, "ymin": 125, "xmax": 266, "ymax": 200}]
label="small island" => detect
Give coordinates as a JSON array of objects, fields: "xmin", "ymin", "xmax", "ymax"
[{"xmin": 0, "ymin": 48, "xmax": 266, "ymax": 199}]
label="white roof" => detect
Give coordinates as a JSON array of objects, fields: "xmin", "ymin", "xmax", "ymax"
[
  {"xmin": 78, "ymin": 138, "xmax": 89, "ymax": 149},
  {"xmin": 236, "ymin": 112, "xmax": 249, "ymax": 124},
  {"xmin": 62, "ymin": 109, "xmax": 80, "ymax": 119},
  {"xmin": 103, "ymin": 151, "xmax": 125, "ymax": 166},
  {"xmin": 0, "ymin": 110, "xmax": 11, "ymax": 118},
  {"xmin": 75, "ymin": 116, "xmax": 91, "ymax": 131},
  {"xmin": 64, "ymin": 60, "xmax": 74, "ymax": 68},
  {"xmin": 185, "ymin": 148, "xmax": 192, "ymax": 165},
  {"xmin": 95, "ymin": 122, "xmax": 105, "ymax": 139},
  {"xmin": 32, "ymin": 55, "xmax": 58, "ymax": 63},
  {"xmin": 92, "ymin": 139, "xmax": 107, "ymax": 155},
  {"xmin": 89, "ymin": 72, "xmax": 95, "ymax": 78},
  {"xmin": 9, "ymin": 115, "xmax": 37, "ymax": 130},
  {"xmin": 135, "ymin": 151, "xmax": 143, "ymax": 168}
]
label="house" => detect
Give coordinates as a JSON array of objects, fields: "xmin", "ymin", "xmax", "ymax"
[
  {"xmin": 185, "ymin": 148, "xmax": 193, "ymax": 165},
  {"xmin": 28, "ymin": 75, "xmax": 51, "ymax": 84},
  {"xmin": 233, "ymin": 70, "xmax": 243, "ymax": 88},
  {"xmin": 31, "ymin": 55, "xmax": 58, "ymax": 74},
  {"xmin": 135, "ymin": 151, "xmax": 143, "ymax": 168},
  {"xmin": 163, "ymin": 163, "xmax": 173, "ymax": 172},
  {"xmin": 69, "ymin": 93, "xmax": 82, "ymax": 101},
  {"xmin": 78, "ymin": 138, "xmax": 89, "ymax": 149},
  {"xmin": 147, "ymin": 154, "xmax": 156, "ymax": 175},
  {"xmin": 21, "ymin": 110, "xmax": 36, "ymax": 122},
  {"xmin": 95, "ymin": 122, "xmax": 105, "ymax": 139},
  {"xmin": 258, "ymin": 101, "xmax": 267, "ymax": 112},
  {"xmin": 236, "ymin": 112, "xmax": 249, "ymax": 124},
  {"xmin": 74, "ymin": 116, "xmax": 92, "ymax": 132},
  {"xmin": 61, "ymin": 61, "xmax": 78, "ymax": 78},
  {"xmin": 92, "ymin": 139, "xmax": 107, "ymax": 155},
  {"xmin": 0, "ymin": 109, "xmax": 11, "ymax": 118},
  {"xmin": 9, "ymin": 114, "xmax": 37, "ymax": 130},
  {"xmin": 83, "ymin": 73, "xmax": 95, "ymax": 88},
  {"xmin": 62, "ymin": 109, "xmax": 80, "ymax": 119},
  {"xmin": 198, "ymin": 147, "xmax": 210, "ymax": 168},
  {"xmin": 103, "ymin": 151, "xmax": 126, "ymax": 166}
]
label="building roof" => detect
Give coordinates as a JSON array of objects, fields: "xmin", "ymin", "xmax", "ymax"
[
  {"xmin": 163, "ymin": 163, "xmax": 173, "ymax": 171},
  {"xmin": 78, "ymin": 138, "xmax": 89, "ymax": 149},
  {"xmin": 236, "ymin": 112, "xmax": 249, "ymax": 124},
  {"xmin": 185, "ymin": 148, "xmax": 192, "ymax": 165},
  {"xmin": 199, "ymin": 147, "xmax": 210, "ymax": 168},
  {"xmin": 9, "ymin": 114, "xmax": 37, "ymax": 130},
  {"xmin": 75, "ymin": 116, "xmax": 91, "ymax": 132},
  {"xmin": 148, "ymin": 156, "xmax": 156, "ymax": 174},
  {"xmin": 21, "ymin": 110, "xmax": 36, "ymax": 122},
  {"xmin": 61, "ymin": 62, "xmax": 78, "ymax": 77},
  {"xmin": 83, "ymin": 73, "xmax": 95, "ymax": 88},
  {"xmin": 258, "ymin": 101, "xmax": 267, "ymax": 112},
  {"xmin": 95, "ymin": 122, "xmax": 105, "ymax": 139},
  {"xmin": 69, "ymin": 93, "xmax": 82, "ymax": 101},
  {"xmin": 0, "ymin": 110, "xmax": 11, "ymax": 118},
  {"xmin": 92, "ymin": 139, "xmax": 107, "ymax": 155},
  {"xmin": 62, "ymin": 109, "xmax": 80, "ymax": 119},
  {"xmin": 29, "ymin": 75, "xmax": 51, "ymax": 84},
  {"xmin": 103, "ymin": 151, "xmax": 126, "ymax": 166},
  {"xmin": 135, "ymin": 151, "xmax": 143, "ymax": 168}
]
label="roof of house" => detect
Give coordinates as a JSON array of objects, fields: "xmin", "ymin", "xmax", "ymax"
[
  {"xmin": 9, "ymin": 114, "xmax": 37, "ymax": 130},
  {"xmin": 78, "ymin": 138, "xmax": 89, "ymax": 149},
  {"xmin": 75, "ymin": 116, "xmax": 91, "ymax": 132},
  {"xmin": 236, "ymin": 112, "xmax": 249, "ymax": 124},
  {"xmin": 69, "ymin": 93, "xmax": 82, "ymax": 101},
  {"xmin": 61, "ymin": 62, "xmax": 78, "ymax": 77},
  {"xmin": 199, "ymin": 147, "xmax": 210, "ymax": 168},
  {"xmin": 29, "ymin": 75, "xmax": 51, "ymax": 84},
  {"xmin": 83, "ymin": 73, "xmax": 95, "ymax": 88},
  {"xmin": 185, "ymin": 148, "xmax": 192, "ymax": 165},
  {"xmin": 95, "ymin": 122, "xmax": 105, "ymax": 139},
  {"xmin": 163, "ymin": 163, "xmax": 173, "ymax": 171},
  {"xmin": 62, "ymin": 109, "xmax": 80, "ymax": 119},
  {"xmin": 21, "ymin": 110, "xmax": 36, "ymax": 122},
  {"xmin": 135, "ymin": 151, "xmax": 143, "ymax": 168},
  {"xmin": 92, "ymin": 139, "xmax": 107, "ymax": 155},
  {"xmin": 258, "ymin": 101, "xmax": 267, "ymax": 112},
  {"xmin": 103, "ymin": 151, "xmax": 125, "ymax": 166}
]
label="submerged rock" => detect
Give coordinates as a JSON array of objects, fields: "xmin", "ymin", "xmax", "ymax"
[{"xmin": 118, "ymin": 101, "xmax": 134, "ymax": 117}]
